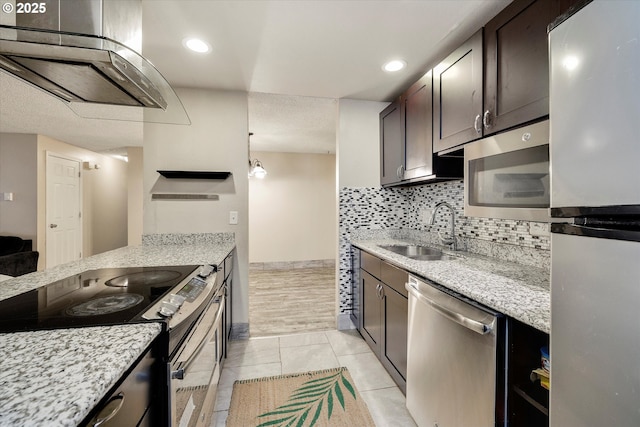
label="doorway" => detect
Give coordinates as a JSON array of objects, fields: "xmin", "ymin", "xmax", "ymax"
[
  {"xmin": 45, "ymin": 153, "xmax": 82, "ymax": 268},
  {"xmin": 248, "ymin": 93, "xmax": 338, "ymax": 337}
]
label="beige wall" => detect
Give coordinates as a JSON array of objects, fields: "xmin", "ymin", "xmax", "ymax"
[
  {"xmin": 127, "ymin": 147, "xmax": 144, "ymax": 245},
  {"xmin": 249, "ymin": 151, "xmax": 336, "ymax": 263},
  {"xmin": 0, "ymin": 133, "xmax": 38, "ymax": 243},
  {"xmin": 36, "ymin": 135, "xmax": 129, "ymax": 267},
  {"xmin": 143, "ymin": 88, "xmax": 250, "ymax": 325},
  {"xmin": 337, "ymin": 99, "xmax": 389, "ymax": 188}
]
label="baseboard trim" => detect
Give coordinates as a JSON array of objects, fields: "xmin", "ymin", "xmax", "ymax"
[{"xmin": 250, "ymin": 259, "xmax": 335, "ymax": 271}]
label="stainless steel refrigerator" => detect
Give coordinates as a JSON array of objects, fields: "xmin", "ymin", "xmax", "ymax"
[{"xmin": 549, "ymin": 1, "xmax": 640, "ymax": 426}]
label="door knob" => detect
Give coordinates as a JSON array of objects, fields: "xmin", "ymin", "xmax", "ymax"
[{"xmin": 49, "ymin": 224, "xmax": 58, "ymax": 228}]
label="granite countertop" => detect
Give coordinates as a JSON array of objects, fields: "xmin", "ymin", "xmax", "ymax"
[
  {"xmin": 351, "ymin": 238, "xmax": 550, "ymax": 333},
  {"xmin": 0, "ymin": 324, "xmax": 161, "ymax": 427},
  {"xmin": 0, "ymin": 233, "xmax": 236, "ymax": 427}
]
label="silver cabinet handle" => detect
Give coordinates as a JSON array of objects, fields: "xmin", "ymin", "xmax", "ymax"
[
  {"xmin": 91, "ymin": 393, "xmax": 124, "ymax": 426},
  {"xmin": 406, "ymin": 282, "xmax": 492, "ymax": 335},
  {"xmin": 49, "ymin": 224, "xmax": 58, "ymax": 228},
  {"xmin": 474, "ymin": 114, "xmax": 482, "ymax": 133},
  {"xmin": 396, "ymin": 165, "xmax": 404, "ymax": 180},
  {"xmin": 483, "ymin": 109, "xmax": 492, "ymax": 130}
]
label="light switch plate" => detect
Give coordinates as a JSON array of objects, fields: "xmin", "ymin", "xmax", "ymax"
[
  {"xmin": 229, "ymin": 211, "xmax": 238, "ymax": 225},
  {"xmin": 2, "ymin": 192, "xmax": 14, "ymax": 201}
]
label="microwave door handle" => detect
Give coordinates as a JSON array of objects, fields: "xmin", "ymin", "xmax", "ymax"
[{"xmin": 172, "ymin": 296, "xmax": 224, "ymax": 379}]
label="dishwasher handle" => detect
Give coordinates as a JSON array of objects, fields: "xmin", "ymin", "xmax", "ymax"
[{"xmin": 406, "ymin": 282, "xmax": 493, "ymax": 335}]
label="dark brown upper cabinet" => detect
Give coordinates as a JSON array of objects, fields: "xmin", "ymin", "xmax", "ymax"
[
  {"xmin": 380, "ymin": 70, "xmax": 463, "ymax": 187},
  {"xmin": 433, "ymin": 29, "xmax": 484, "ymax": 153},
  {"xmin": 401, "ymin": 71, "xmax": 433, "ymax": 181},
  {"xmin": 483, "ymin": 0, "xmax": 578, "ymax": 135},
  {"xmin": 379, "ymin": 100, "xmax": 403, "ymax": 186}
]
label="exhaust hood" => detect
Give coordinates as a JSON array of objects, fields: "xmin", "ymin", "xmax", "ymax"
[
  {"xmin": 0, "ymin": 0, "xmax": 189, "ymax": 124},
  {"xmin": 151, "ymin": 170, "xmax": 234, "ymax": 200}
]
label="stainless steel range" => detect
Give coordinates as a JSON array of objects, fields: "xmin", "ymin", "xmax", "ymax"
[{"xmin": 0, "ymin": 264, "xmax": 226, "ymax": 426}]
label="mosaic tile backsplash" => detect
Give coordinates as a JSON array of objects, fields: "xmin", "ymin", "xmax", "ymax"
[{"xmin": 338, "ymin": 179, "xmax": 550, "ymax": 316}]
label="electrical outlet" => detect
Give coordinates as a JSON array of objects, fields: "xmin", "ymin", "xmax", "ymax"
[
  {"xmin": 229, "ymin": 211, "xmax": 238, "ymax": 225},
  {"xmin": 529, "ymin": 222, "xmax": 549, "ymax": 237}
]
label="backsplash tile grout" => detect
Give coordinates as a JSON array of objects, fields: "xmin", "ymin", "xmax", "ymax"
[{"xmin": 337, "ymin": 180, "xmax": 550, "ymax": 317}]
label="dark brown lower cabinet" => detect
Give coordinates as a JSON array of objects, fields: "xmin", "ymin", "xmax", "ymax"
[
  {"xmin": 357, "ymin": 250, "xmax": 408, "ymax": 394},
  {"xmin": 381, "ymin": 282, "xmax": 408, "ymax": 390},
  {"xmin": 361, "ymin": 270, "xmax": 383, "ymax": 349}
]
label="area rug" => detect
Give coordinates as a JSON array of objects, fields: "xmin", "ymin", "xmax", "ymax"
[{"xmin": 226, "ymin": 367, "xmax": 375, "ymax": 427}]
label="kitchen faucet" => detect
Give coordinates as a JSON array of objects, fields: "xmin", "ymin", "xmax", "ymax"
[{"xmin": 430, "ymin": 201, "xmax": 457, "ymax": 251}]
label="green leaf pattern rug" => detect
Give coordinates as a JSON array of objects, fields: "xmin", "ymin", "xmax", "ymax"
[{"xmin": 227, "ymin": 367, "xmax": 375, "ymax": 427}]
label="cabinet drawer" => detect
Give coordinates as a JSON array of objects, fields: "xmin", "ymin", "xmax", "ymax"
[
  {"xmin": 360, "ymin": 251, "xmax": 381, "ymax": 278},
  {"xmin": 381, "ymin": 261, "xmax": 408, "ymax": 297}
]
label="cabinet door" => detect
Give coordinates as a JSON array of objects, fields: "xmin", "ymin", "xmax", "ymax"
[
  {"xmin": 380, "ymin": 100, "xmax": 403, "ymax": 186},
  {"xmin": 350, "ymin": 248, "xmax": 361, "ymax": 329},
  {"xmin": 381, "ymin": 283, "xmax": 408, "ymax": 394},
  {"xmin": 361, "ymin": 269, "xmax": 382, "ymax": 355},
  {"xmin": 484, "ymin": 0, "xmax": 577, "ymax": 134},
  {"xmin": 433, "ymin": 29, "xmax": 483, "ymax": 153},
  {"xmin": 402, "ymin": 71, "xmax": 434, "ymax": 180}
]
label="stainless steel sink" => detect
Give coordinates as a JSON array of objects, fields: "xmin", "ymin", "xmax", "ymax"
[{"xmin": 378, "ymin": 244, "xmax": 457, "ymax": 261}]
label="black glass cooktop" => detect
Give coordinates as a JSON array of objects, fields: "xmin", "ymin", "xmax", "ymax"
[{"xmin": 0, "ymin": 265, "xmax": 199, "ymax": 333}]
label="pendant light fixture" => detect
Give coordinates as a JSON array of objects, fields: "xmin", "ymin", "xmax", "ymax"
[{"xmin": 248, "ymin": 132, "xmax": 267, "ymax": 179}]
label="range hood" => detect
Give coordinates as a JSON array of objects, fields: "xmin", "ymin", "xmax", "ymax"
[
  {"xmin": 151, "ymin": 170, "xmax": 233, "ymax": 200},
  {"xmin": 0, "ymin": 0, "xmax": 189, "ymax": 124}
]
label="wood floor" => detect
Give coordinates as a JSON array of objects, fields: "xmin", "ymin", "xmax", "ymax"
[{"xmin": 249, "ymin": 267, "xmax": 336, "ymax": 337}]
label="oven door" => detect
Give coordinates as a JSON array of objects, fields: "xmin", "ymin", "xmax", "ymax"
[
  {"xmin": 169, "ymin": 290, "xmax": 225, "ymax": 427},
  {"xmin": 464, "ymin": 120, "xmax": 551, "ymax": 222}
]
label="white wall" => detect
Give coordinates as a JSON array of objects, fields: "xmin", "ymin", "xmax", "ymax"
[
  {"xmin": 337, "ymin": 99, "xmax": 389, "ymax": 188},
  {"xmin": 249, "ymin": 151, "xmax": 336, "ymax": 263},
  {"xmin": 0, "ymin": 133, "xmax": 38, "ymax": 243},
  {"xmin": 143, "ymin": 88, "xmax": 250, "ymax": 326},
  {"xmin": 36, "ymin": 135, "xmax": 129, "ymax": 266}
]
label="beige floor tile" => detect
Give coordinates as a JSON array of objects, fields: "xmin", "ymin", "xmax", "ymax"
[
  {"xmin": 325, "ymin": 329, "xmax": 372, "ymax": 356},
  {"xmin": 225, "ymin": 337, "xmax": 280, "ymax": 367},
  {"xmin": 279, "ymin": 331, "xmax": 329, "ymax": 348},
  {"xmin": 280, "ymin": 342, "xmax": 340, "ymax": 374},
  {"xmin": 337, "ymin": 352, "xmax": 397, "ymax": 392},
  {"xmin": 360, "ymin": 387, "xmax": 417, "ymax": 427}
]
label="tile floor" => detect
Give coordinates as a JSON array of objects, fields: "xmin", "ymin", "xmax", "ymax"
[{"xmin": 211, "ymin": 329, "xmax": 417, "ymax": 426}]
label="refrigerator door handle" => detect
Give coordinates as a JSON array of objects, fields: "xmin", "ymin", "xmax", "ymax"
[{"xmin": 406, "ymin": 282, "xmax": 492, "ymax": 335}]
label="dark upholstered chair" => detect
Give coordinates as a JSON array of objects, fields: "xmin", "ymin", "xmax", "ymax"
[{"xmin": 0, "ymin": 236, "xmax": 39, "ymax": 277}]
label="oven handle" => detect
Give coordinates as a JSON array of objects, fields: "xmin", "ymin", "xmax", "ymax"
[{"xmin": 171, "ymin": 293, "xmax": 224, "ymax": 380}]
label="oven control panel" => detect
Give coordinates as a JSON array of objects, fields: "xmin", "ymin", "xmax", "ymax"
[
  {"xmin": 177, "ymin": 277, "xmax": 207, "ymax": 302},
  {"xmin": 142, "ymin": 267, "xmax": 217, "ymax": 321}
]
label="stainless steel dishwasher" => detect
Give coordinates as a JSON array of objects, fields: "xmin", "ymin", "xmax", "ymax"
[{"xmin": 405, "ymin": 275, "xmax": 506, "ymax": 427}]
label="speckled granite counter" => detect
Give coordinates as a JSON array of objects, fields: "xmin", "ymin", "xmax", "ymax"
[
  {"xmin": 351, "ymin": 238, "xmax": 550, "ymax": 334},
  {"xmin": 0, "ymin": 324, "xmax": 161, "ymax": 426},
  {"xmin": 0, "ymin": 233, "xmax": 236, "ymax": 427},
  {"xmin": 0, "ymin": 233, "xmax": 236, "ymax": 302}
]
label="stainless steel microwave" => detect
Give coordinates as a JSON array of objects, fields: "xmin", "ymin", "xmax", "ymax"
[{"xmin": 464, "ymin": 120, "xmax": 551, "ymax": 222}]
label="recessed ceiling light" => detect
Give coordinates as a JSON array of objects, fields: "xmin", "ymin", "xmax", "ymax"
[
  {"xmin": 183, "ymin": 38, "xmax": 211, "ymax": 54},
  {"xmin": 382, "ymin": 59, "xmax": 407, "ymax": 73}
]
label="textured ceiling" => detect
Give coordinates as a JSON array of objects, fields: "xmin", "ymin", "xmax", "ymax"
[
  {"xmin": 0, "ymin": 0, "xmax": 509, "ymax": 154},
  {"xmin": 249, "ymin": 93, "xmax": 337, "ymax": 154}
]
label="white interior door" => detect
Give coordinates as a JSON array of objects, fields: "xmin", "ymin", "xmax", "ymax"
[{"xmin": 46, "ymin": 154, "xmax": 82, "ymax": 268}]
